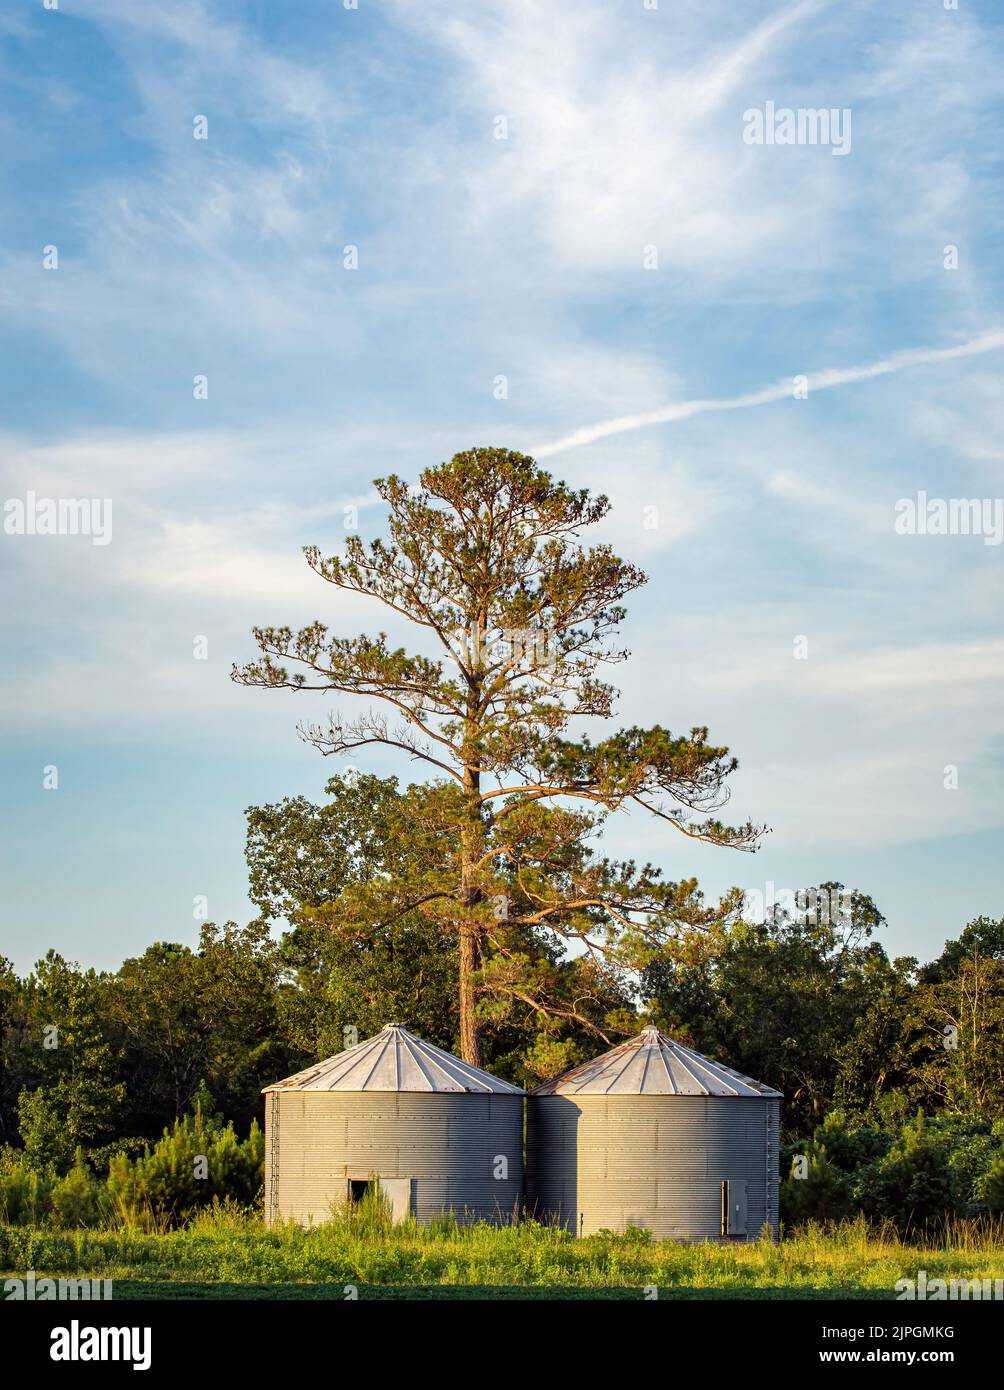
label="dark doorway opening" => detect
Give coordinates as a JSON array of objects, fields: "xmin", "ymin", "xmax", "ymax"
[{"xmin": 348, "ymin": 1179, "xmax": 370, "ymax": 1204}]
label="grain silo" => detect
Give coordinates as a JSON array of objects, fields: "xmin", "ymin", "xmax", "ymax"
[
  {"xmin": 527, "ymin": 1026, "xmax": 781, "ymax": 1241},
  {"xmin": 263, "ymin": 1023, "xmax": 524, "ymax": 1227}
]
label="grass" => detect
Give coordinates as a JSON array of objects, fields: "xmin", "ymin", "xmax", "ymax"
[
  {"xmin": 90, "ymin": 1281, "xmax": 900, "ymax": 1300},
  {"xmin": 3, "ymin": 1210, "xmax": 1003, "ymax": 1298}
]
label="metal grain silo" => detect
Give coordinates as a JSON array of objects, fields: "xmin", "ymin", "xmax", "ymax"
[
  {"xmin": 527, "ymin": 1027, "xmax": 781, "ymax": 1241},
  {"xmin": 263, "ymin": 1023, "xmax": 524, "ymax": 1227}
]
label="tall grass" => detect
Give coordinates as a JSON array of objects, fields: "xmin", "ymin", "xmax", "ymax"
[{"xmin": 2, "ymin": 1212, "xmax": 1002, "ymax": 1291}]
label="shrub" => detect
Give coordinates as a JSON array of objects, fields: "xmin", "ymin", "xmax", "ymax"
[
  {"xmin": 943, "ymin": 1128, "xmax": 1000, "ymax": 1215},
  {"xmin": 106, "ymin": 1109, "xmax": 264, "ymax": 1230},
  {"xmin": 50, "ymin": 1151, "xmax": 104, "ymax": 1228},
  {"xmin": 0, "ymin": 1162, "xmax": 53, "ymax": 1225},
  {"xmin": 974, "ymin": 1157, "xmax": 1004, "ymax": 1215},
  {"xmin": 811, "ymin": 1111, "xmax": 891, "ymax": 1172},
  {"xmin": 780, "ymin": 1151, "xmax": 854, "ymax": 1225},
  {"xmin": 593, "ymin": 1225, "xmax": 653, "ymax": 1245},
  {"xmin": 858, "ymin": 1112, "xmax": 957, "ymax": 1234},
  {"xmin": 17, "ymin": 1089, "xmax": 73, "ymax": 1175}
]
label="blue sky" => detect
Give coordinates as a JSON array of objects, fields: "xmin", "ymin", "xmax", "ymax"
[{"xmin": 1, "ymin": 0, "xmax": 1002, "ymax": 975}]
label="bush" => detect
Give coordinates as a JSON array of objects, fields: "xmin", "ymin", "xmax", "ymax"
[
  {"xmin": 780, "ymin": 1151, "xmax": 854, "ymax": 1225},
  {"xmin": 810, "ymin": 1111, "xmax": 891, "ymax": 1172},
  {"xmin": 857, "ymin": 1112, "xmax": 957, "ymax": 1234},
  {"xmin": 50, "ymin": 1151, "xmax": 104, "ymax": 1228},
  {"xmin": 330, "ymin": 1177, "xmax": 396, "ymax": 1235},
  {"xmin": 17, "ymin": 1089, "xmax": 73, "ymax": 1175},
  {"xmin": 0, "ymin": 1162, "xmax": 53, "ymax": 1225},
  {"xmin": 107, "ymin": 1108, "xmax": 264, "ymax": 1230},
  {"xmin": 943, "ymin": 1128, "xmax": 1000, "ymax": 1215},
  {"xmin": 0, "ymin": 1106, "xmax": 263, "ymax": 1233},
  {"xmin": 974, "ymin": 1157, "xmax": 1004, "ymax": 1215}
]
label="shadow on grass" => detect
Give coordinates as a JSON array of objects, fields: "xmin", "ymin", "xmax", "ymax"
[{"xmin": 113, "ymin": 1282, "xmax": 897, "ymax": 1302}]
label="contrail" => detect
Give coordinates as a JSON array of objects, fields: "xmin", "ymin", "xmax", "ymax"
[{"xmin": 533, "ymin": 330, "xmax": 1004, "ymax": 458}]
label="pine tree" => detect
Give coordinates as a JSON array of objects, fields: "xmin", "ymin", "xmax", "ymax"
[{"xmin": 234, "ymin": 447, "xmax": 764, "ymax": 1062}]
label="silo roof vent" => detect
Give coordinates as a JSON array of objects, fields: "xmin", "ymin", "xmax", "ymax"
[
  {"xmin": 531, "ymin": 1027, "xmax": 782, "ymax": 1098},
  {"xmin": 263, "ymin": 1023, "xmax": 524, "ymax": 1095}
]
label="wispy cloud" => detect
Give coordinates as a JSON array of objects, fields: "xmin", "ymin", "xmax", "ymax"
[
  {"xmin": 534, "ymin": 330, "xmax": 1004, "ymax": 457},
  {"xmin": 3, "ymin": 0, "xmax": 1004, "ymax": 967}
]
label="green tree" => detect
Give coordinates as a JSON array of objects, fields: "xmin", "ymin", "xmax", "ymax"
[
  {"xmin": 106, "ymin": 922, "xmax": 292, "ymax": 1137},
  {"xmin": 246, "ymin": 771, "xmax": 409, "ymax": 922},
  {"xmin": 106, "ymin": 941, "xmax": 203, "ymax": 1131},
  {"xmin": 858, "ymin": 1112, "xmax": 958, "ymax": 1234},
  {"xmin": 0, "ymin": 955, "xmax": 29, "ymax": 1146},
  {"xmin": 234, "ymin": 447, "xmax": 763, "ymax": 1062},
  {"xmin": 17, "ymin": 953, "xmax": 126, "ymax": 1171},
  {"xmin": 920, "ymin": 914, "xmax": 1004, "ymax": 983},
  {"xmin": 247, "ymin": 772, "xmax": 460, "ymax": 1052},
  {"xmin": 833, "ymin": 954, "xmax": 931, "ymax": 1121},
  {"xmin": 249, "ymin": 772, "xmax": 633, "ymax": 1077},
  {"xmin": 644, "ymin": 884, "xmax": 890, "ymax": 1129},
  {"xmin": 780, "ymin": 1151, "xmax": 854, "ymax": 1226},
  {"xmin": 913, "ymin": 949, "xmax": 1004, "ymax": 1116}
]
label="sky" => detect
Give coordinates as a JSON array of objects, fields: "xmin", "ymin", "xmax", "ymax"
[{"xmin": 0, "ymin": 0, "xmax": 1002, "ymax": 976}]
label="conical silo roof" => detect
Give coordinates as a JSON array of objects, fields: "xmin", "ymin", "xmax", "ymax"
[
  {"xmin": 263, "ymin": 1022, "xmax": 523, "ymax": 1095},
  {"xmin": 531, "ymin": 1026, "xmax": 782, "ymax": 1098}
]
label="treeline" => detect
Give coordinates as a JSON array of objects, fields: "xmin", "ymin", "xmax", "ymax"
[
  {"xmin": 1, "ymin": 771, "xmax": 1001, "ymax": 1232},
  {"xmin": 645, "ymin": 901, "xmax": 1004, "ymax": 1133},
  {"xmin": 0, "ymin": 923, "xmax": 293, "ymax": 1169},
  {"xmin": 1, "ymin": 904, "xmax": 1001, "ymax": 1166}
]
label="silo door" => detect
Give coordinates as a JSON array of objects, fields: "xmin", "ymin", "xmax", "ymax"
[
  {"xmin": 380, "ymin": 1178, "xmax": 414, "ymax": 1223},
  {"xmin": 722, "ymin": 1179, "xmax": 748, "ymax": 1236}
]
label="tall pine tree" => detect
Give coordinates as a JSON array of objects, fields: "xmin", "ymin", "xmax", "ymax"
[{"xmin": 234, "ymin": 448, "xmax": 764, "ymax": 1062}]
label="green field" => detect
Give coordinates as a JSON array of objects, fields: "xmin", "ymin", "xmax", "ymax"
[
  {"xmin": 93, "ymin": 1282, "xmax": 897, "ymax": 1300},
  {"xmin": 4, "ymin": 1213, "xmax": 1003, "ymax": 1299}
]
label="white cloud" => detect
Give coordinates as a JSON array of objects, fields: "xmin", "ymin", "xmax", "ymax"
[
  {"xmin": 390, "ymin": 0, "xmax": 831, "ymax": 283},
  {"xmin": 2, "ymin": 0, "xmax": 1002, "ymax": 924},
  {"xmin": 533, "ymin": 330, "xmax": 1004, "ymax": 457}
]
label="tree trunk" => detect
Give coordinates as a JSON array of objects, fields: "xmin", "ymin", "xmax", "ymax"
[
  {"xmin": 458, "ymin": 924, "xmax": 483, "ymax": 1066},
  {"xmin": 458, "ymin": 667, "xmax": 485, "ymax": 1066}
]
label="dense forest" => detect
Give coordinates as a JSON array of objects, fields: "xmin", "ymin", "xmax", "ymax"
[{"xmin": 1, "ymin": 770, "xmax": 1003, "ymax": 1232}]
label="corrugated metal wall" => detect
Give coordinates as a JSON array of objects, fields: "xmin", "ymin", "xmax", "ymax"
[
  {"xmin": 267, "ymin": 1091, "xmax": 524, "ymax": 1227},
  {"xmin": 526, "ymin": 1095, "xmax": 781, "ymax": 1241}
]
